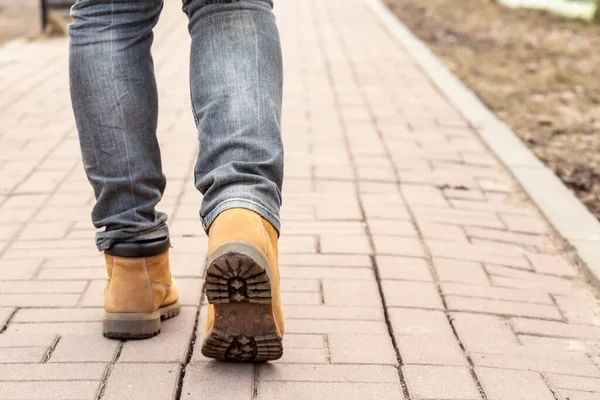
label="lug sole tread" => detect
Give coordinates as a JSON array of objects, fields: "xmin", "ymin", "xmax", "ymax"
[{"xmin": 202, "ymin": 250, "xmax": 282, "ymax": 362}]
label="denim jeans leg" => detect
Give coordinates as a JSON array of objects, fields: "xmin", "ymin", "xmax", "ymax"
[
  {"xmin": 183, "ymin": 0, "xmax": 284, "ymax": 234},
  {"xmin": 69, "ymin": 0, "xmax": 169, "ymax": 251}
]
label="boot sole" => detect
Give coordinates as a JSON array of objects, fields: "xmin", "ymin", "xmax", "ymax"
[
  {"xmin": 202, "ymin": 241, "xmax": 283, "ymax": 362},
  {"xmin": 103, "ymin": 301, "xmax": 181, "ymax": 340}
]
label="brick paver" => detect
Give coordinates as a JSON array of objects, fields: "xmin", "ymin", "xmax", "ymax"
[{"xmin": 1, "ymin": 0, "xmax": 600, "ymax": 398}]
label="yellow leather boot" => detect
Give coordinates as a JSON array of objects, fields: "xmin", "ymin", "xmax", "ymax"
[
  {"xmin": 102, "ymin": 237, "xmax": 180, "ymax": 339},
  {"xmin": 201, "ymin": 208, "xmax": 284, "ymax": 362}
]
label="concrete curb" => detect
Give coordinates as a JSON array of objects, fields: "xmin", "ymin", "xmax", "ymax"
[{"xmin": 366, "ymin": 0, "xmax": 600, "ymax": 286}]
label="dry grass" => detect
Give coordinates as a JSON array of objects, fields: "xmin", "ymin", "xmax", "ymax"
[{"xmin": 385, "ymin": 0, "xmax": 600, "ymax": 218}]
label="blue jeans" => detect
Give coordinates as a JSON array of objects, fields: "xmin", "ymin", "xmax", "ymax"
[{"xmin": 69, "ymin": 0, "xmax": 284, "ymax": 251}]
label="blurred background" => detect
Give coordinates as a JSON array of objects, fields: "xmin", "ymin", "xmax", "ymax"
[
  {"xmin": 0, "ymin": 0, "xmax": 39, "ymax": 45},
  {"xmin": 1, "ymin": 0, "xmax": 599, "ymax": 222},
  {"xmin": 0, "ymin": 0, "xmax": 71, "ymax": 45}
]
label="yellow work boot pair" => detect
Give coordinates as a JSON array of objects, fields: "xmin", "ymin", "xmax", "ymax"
[{"xmin": 102, "ymin": 209, "xmax": 284, "ymax": 362}]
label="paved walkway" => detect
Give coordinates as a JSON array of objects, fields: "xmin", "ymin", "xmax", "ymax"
[{"xmin": 1, "ymin": 0, "xmax": 600, "ymax": 399}]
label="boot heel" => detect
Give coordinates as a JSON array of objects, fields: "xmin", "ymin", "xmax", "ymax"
[{"xmin": 202, "ymin": 321, "xmax": 283, "ymax": 361}]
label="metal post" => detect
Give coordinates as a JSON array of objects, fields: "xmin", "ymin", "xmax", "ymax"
[{"xmin": 40, "ymin": 0, "xmax": 48, "ymax": 31}]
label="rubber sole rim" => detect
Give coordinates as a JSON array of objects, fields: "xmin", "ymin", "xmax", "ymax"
[{"xmin": 103, "ymin": 301, "xmax": 181, "ymax": 340}]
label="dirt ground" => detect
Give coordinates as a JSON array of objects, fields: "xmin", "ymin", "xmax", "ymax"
[
  {"xmin": 384, "ymin": 0, "xmax": 600, "ymax": 220},
  {"xmin": 0, "ymin": 0, "xmax": 40, "ymax": 45}
]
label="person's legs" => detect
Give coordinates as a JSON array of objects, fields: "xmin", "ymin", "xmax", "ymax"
[
  {"xmin": 182, "ymin": 0, "xmax": 285, "ymax": 361},
  {"xmin": 183, "ymin": 0, "xmax": 284, "ymax": 233},
  {"xmin": 70, "ymin": 0, "xmax": 168, "ymax": 252},
  {"xmin": 69, "ymin": 0, "xmax": 179, "ymax": 339}
]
